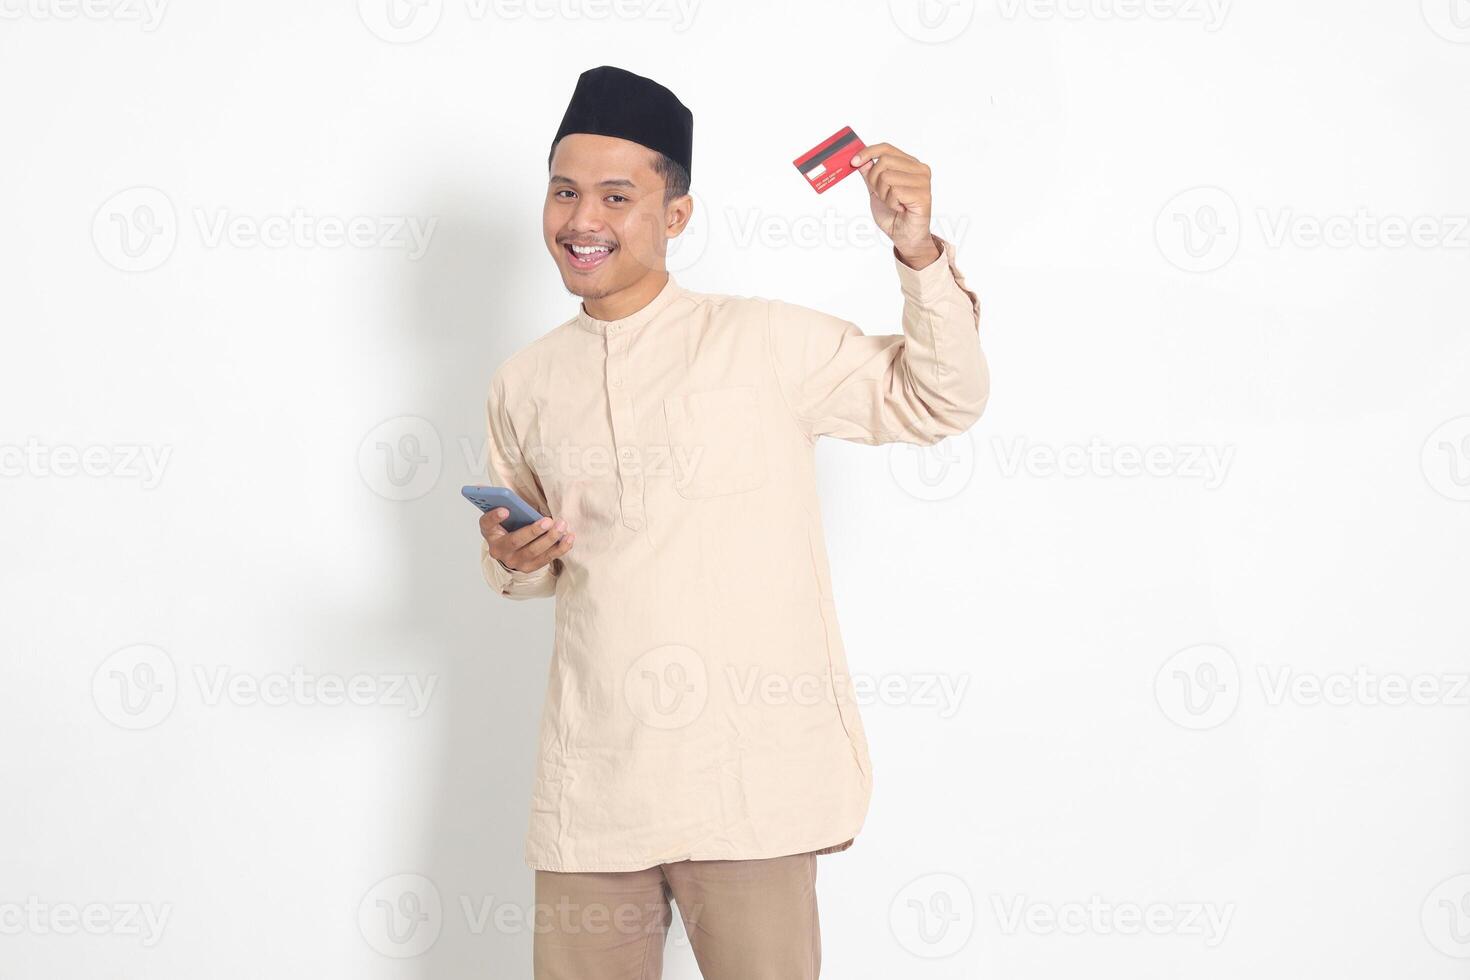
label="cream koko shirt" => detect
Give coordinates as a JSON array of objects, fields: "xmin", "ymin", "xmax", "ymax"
[{"xmin": 481, "ymin": 236, "xmax": 988, "ymax": 873}]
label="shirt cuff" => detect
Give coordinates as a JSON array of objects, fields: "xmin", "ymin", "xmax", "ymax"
[
  {"xmin": 894, "ymin": 234, "xmax": 957, "ymax": 296},
  {"xmin": 481, "ymin": 547, "xmax": 555, "ymax": 598}
]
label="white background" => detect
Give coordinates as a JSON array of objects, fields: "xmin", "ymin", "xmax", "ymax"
[{"xmin": 3, "ymin": 0, "xmax": 1469, "ymax": 977}]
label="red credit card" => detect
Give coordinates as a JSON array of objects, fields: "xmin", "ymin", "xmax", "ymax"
[{"xmin": 793, "ymin": 126, "xmax": 865, "ymax": 194}]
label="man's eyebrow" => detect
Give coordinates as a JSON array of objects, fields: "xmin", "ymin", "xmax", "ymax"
[{"xmin": 549, "ymin": 175, "xmax": 639, "ymax": 189}]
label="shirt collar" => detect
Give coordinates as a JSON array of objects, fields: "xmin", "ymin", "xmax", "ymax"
[{"xmin": 574, "ymin": 274, "xmax": 684, "ymax": 336}]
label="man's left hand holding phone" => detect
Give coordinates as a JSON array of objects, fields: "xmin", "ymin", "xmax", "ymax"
[{"xmin": 463, "ymin": 485, "xmax": 575, "ymax": 573}]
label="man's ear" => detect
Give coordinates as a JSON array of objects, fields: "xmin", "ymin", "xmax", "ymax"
[{"xmin": 665, "ymin": 193, "xmax": 694, "ymax": 240}]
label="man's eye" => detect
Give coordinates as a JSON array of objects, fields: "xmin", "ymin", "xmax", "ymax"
[
  {"xmin": 555, "ymin": 189, "xmax": 576, "ymax": 200},
  {"xmin": 607, "ymin": 195, "xmax": 628, "ymax": 204}
]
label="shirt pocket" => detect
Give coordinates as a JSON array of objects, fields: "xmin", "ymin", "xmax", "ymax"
[{"xmin": 662, "ymin": 385, "xmax": 766, "ymax": 499}]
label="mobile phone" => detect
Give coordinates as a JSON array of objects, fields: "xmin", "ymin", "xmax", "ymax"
[{"xmin": 461, "ymin": 485, "xmax": 544, "ymax": 532}]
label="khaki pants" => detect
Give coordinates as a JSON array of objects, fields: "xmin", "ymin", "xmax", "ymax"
[{"xmin": 532, "ymin": 851, "xmax": 821, "ymax": 980}]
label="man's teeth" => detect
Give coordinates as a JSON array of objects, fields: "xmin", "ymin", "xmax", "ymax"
[{"xmin": 570, "ymin": 244, "xmax": 612, "ymax": 255}]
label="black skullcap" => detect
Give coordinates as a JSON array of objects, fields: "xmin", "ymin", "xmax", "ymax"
[{"xmin": 550, "ymin": 66, "xmax": 693, "ymax": 178}]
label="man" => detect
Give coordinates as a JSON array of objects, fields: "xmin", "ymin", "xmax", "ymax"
[{"xmin": 477, "ymin": 65, "xmax": 988, "ymax": 979}]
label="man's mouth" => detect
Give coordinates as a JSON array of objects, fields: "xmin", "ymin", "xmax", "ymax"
[{"xmin": 563, "ymin": 241, "xmax": 616, "ymax": 272}]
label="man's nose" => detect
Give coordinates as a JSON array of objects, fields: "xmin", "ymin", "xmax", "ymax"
[{"xmin": 567, "ymin": 196, "xmax": 606, "ymax": 232}]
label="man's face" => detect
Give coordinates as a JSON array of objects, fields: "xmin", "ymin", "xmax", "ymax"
[{"xmin": 544, "ymin": 133, "xmax": 691, "ymax": 300}]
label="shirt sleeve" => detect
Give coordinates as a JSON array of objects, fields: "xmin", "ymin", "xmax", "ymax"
[
  {"xmin": 766, "ymin": 234, "xmax": 989, "ymax": 445},
  {"xmin": 480, "ymin": 366, "xmax": 559, "ymax": 600}
]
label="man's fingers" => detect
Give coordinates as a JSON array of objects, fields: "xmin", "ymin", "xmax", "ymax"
[
  {"xmin": 546, "ymin": 532, "xmax": 576, "ymax": 562},
  {"xmin": 479, "ymin": 508, "xmax": 510, "ymax": 541},
  {"xmin": 850, "ymin": 142, "xmax": 914, "ymax": 169},
  {"xmin": 510, "ymin": 529, "xmax": 576, "ymax": 573},
  {"xmin": 862, "ymin": 154, "xmax": 928, "ymax": 187},
  {"xmin": 519, "ymin": 519, "xmax": 569, "ymax": 560},
  {"xmin": 872, "ymin": 172, "xmax": 930, "ymax": 209},
  {"xmin": 503, "ymin": 517, "xmax": 558, "ymax": 551}
]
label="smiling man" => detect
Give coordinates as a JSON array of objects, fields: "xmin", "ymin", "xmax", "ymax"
[{"xmin": 476, "ymin": 65, "xmax": 989, "ymax": 979}]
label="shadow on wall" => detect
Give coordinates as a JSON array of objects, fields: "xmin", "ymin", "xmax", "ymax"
[
  {"xmin": 330, "ymin": 183, "xmax": 704, "ymax": 978},
  {"xmin": 406, "ymin": 188, "xmax": 552, "ymax": 979}
]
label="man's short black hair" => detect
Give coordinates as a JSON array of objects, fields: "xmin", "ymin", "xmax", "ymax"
[
  {"xmin": 546, "ymin": 139, "xmax": 691, "ymax": 204},
  {"xmin": 650, "ymin": 151, "xmax": 691, "ymax": 203}
]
